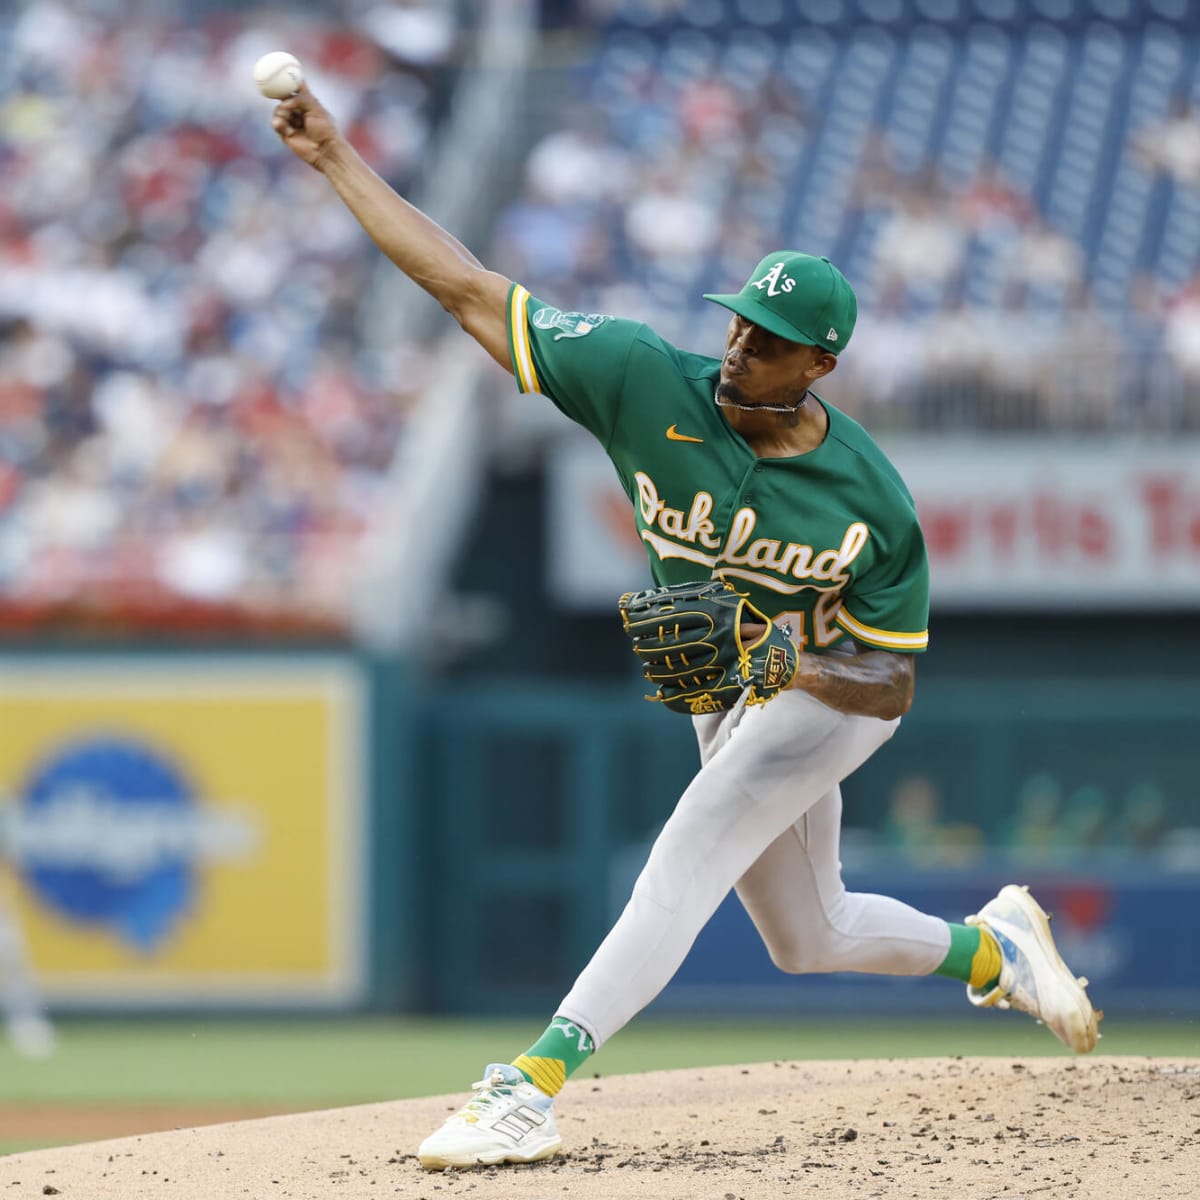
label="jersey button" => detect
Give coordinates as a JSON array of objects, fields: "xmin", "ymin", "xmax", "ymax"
[
  {"xmin": 743, "ymin": 494, "xmax": 754, "ymax": 504},
  {"xmin": 753, "ymin": 464, "xmax": 764, "ymax": 473}
]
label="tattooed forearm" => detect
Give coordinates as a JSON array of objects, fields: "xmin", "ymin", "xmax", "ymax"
[{"xmin": 786, "ymin": 643, "xmax": 915, "ymax": 719}]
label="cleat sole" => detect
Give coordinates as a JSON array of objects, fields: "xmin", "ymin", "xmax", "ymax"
[
  {"xmin": 1011, "ymin": 887, "xmax": 1098, "ymax": 1053},
  {"xmin": 418, "ymin": 1139, "xmax": 562, "ymax": 1171}
]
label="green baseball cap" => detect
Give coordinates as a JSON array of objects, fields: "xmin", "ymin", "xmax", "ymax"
[{"xmin": 703, "ymin": 252, "xmax": 858, "ymax": 354}]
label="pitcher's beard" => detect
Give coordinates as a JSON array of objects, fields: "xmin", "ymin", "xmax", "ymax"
[{"xmin": 715, "ymin": 381, "xmax": 810, "ymax": 424}]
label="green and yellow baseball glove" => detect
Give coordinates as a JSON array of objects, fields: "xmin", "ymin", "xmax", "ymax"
[{"xmin": 618, "ymin": 580, "xmax": 798, "ymax": 715}]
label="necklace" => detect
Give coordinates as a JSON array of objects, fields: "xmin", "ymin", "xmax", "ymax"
[{"xmin": 714, "ymin": 388, "xmax": 810, "ymax": 414}]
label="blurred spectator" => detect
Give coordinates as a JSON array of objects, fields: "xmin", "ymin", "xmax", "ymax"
[
  {"xmin": 1004, "ymin": 217, "xmax": 1086, "ymax": 306},
  {"xmin": 495, "ymin": 189, "xmax": 596, "ymax": 286},
  {"xmin": 832, "ymin": 286, "xmax": 928, "ymax": 426},
  {"xmin": 973, "ymin": 289, "xmax": 1053, "ymax": 429},
  {"xmin": 357, "ymin": 1, "xmax": 458, "ymax": 70},
  {"xmin": 1116, "ymin": 783, "xmax": 1168, "ymax": 853},
  {"xmin": 882, "ymin": 774, "xmax": 983, "ymax": 868},
  {"xmin": 917, "ymin": 298, "xmax": 1000, "ymax": 429},
  {"xmin": 1055, "ymin": 786, "xmax": 1109, "ymax": 856},
  {"xmin": 1037, "ymin": 294, "xmax": 1123, "ymax": 429},
  {"xmin": 525, "ymin": 117, "xmax": 633, "ymax": 208},
  {"xmin": 0, "ymin": 1, "xmax": 457, "ymax": 633},
  {"xmin": 677, "ymin": 73, "xmax": 744, "ymax": 148},
  {"xmin": 957, "ymin": 161, "xmax": 1034, "ymax": 236},
  {"xmin": 1002, "ymin": 773, "xmax": 1063, "ymax": 864},
  {"xmin": 624, "ymin": 167, "xmax": 721, "ymax": 271},
  {"xmin": 496, "ymin": 115, "xmax": 636, "ymax": 293},
  {"xmin": 1162, "ymin": 273, "xmax": 1200, "ymax": 426},
  {"xmin": 1131, "ymin": 95, "xmax": 1200, "ymax": 187},
  {"xmin": 871, "ymin": 178, "xmax": 967, "ymax": 303}
]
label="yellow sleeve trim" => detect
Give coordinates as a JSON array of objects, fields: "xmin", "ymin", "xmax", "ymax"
[
  {"xmin": 836, "ymin": 605, "xmax": 929, "ymax": 650},
  {"xmin": 509, "ymin": 284, "xmax": 541, "ymax": 395}
]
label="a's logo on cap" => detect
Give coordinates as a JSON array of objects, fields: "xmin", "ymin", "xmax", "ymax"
[
  {"xmin": 827, "ymin": 327, "xmax": 838, "ymax": 341},
  {"xmin": 750, "ymin": 262, "xmax": 796, "ymax": 297}
]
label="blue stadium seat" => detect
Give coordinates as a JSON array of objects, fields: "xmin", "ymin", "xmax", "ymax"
[
  {"xmin": 973, "ymin": 0, "xmax": 1019, "ymax": 18},
  {"xmin": 1155, "ymin": 190, "xmax": 1200, "ymax": 287},
  {"xmin": 580, "ymin": 6, "xmax": 1200, "ymax": 329},
  {"xmin": 914, "ymin": 0, "xmax": 961, "ymax": 17},
  {"xmin": 858, "ymin": 0, "xmax": 911, "ymax": 22},
  {"xmin": 1089, "ymin": 0, "xmax": 1133, "ymax": 19},
  {"xmin": 680, "ymin": 0, "xmax": 727, "ymax": 28},
  {"xmin": 797, "ymin": 0, "xmax": 848, "ymax": 24},
  {"xmin": 1148, "ymin": 0, "xmax": 1191, "ymax": 18},
  {"xmin": 1031, "ymin": 0, "xmax": 1077, "ymax": 17},
  {"xmin": 734, "ymin": 0, "xmax": 788, "ymax": 26}
]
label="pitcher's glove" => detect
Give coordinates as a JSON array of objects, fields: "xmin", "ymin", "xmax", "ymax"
[{"xmin": 618, "ymin": 580, "xmax": 798, "ymax": 715}]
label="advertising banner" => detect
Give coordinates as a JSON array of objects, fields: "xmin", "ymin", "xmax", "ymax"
[
  {"xmin": 0, "ymin": 657, "xmax": 367, "ymax": 1007},
  {"xmin": 547, "ymin": 435, "xmax": 1200, "ymax": 610}
]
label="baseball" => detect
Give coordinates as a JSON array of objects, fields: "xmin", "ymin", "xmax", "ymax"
[{"xmin": 253, "ymin": 51, "xmax": 304, "ymax": 99}]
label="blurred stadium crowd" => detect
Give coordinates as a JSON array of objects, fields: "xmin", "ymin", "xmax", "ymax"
[
  {"xmin": 870, "ymin": 771, "xmax": 1197, "ymax": 869},
  {"xmin": 4, "ymin": 0, "xmax": 1200, "ymax": 630},
  {"xmin": 499, "ymin": 0, "xmax": 1200, "ymax": 431},
  {"xmin": 0, "ymin": 0, "xmax": 454, "ymax": 631}
]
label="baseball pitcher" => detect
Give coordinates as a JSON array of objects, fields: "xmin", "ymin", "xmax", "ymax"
[{"xmin": 269, "ymin": 84, "xmax": 1099, "ymax": 1172}]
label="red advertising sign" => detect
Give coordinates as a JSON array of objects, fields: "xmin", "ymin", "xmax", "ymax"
[{"xmin": 548, "ymin": 436, "xmax": 1200, "ymax": 611}]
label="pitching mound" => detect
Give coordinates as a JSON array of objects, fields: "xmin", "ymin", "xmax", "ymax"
[{"xmin": 2, "ymin": 1056, "xmax": 1196, "ymax": 1199}]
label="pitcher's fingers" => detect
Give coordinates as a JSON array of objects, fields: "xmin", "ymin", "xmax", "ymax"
[
  {"xmin": 279, "ymin": 81, "xmax": 316, "ymax": 110},
  {"xmin": 273, "ymin": 90, "xmax": 306, "ymax": 121}
]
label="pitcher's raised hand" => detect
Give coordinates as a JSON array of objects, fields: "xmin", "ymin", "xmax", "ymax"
[{"xmin": 271, "ymin": 84, "xmax": 340, "ymax": 170}]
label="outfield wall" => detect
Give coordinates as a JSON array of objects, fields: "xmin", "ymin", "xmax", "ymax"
[
  {"xmin": 0, "ymin": 648, "xmax": 1197, "ymax": 1020},
  {"xmin": 420, "ymin": 676, "xmax": 1200, "ymax": 1019}
]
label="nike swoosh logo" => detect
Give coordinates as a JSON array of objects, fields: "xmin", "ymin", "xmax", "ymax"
[{"xmin": 666, "ymin": 425, "xmax": 704, "ymax": 443}]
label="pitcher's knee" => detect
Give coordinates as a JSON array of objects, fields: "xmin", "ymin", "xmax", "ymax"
[
  {"xmin": 766, "ymin": 944, "xmax": 809, "ymax": 975},
  {"xmin": 765, "ymin": 940, "xmax": 828, "ymax": 975},
  {"xmin": 763, "ymin": 924, "xmax": 847, "ymax": 975}
]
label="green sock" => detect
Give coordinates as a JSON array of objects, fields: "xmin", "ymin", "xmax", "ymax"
[
  {"xmin": 512, "ymin": 1016, "xmax": 595, "ymax": 1096},
  {"xmin": 935, "ymin": 922, "xmax": 1002, "ymax": 989}
]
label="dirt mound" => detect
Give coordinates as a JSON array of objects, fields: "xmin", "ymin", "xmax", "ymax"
[
  {"xmin": 0, "ymin": 1104, "xmax": 297, "ymax": 1145},
  {"xmin": 2, "ymin": 1056, "xmax": 1196, "ymax": 1199}
]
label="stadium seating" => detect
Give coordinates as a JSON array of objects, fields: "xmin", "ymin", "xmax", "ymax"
[
  {"xmin": 0, "ymin": 4, "xmax": 455, "ymax": 631},
  {"xmin": 508, "ymin": 1, "xmax": 1200, "ymax": 429}
]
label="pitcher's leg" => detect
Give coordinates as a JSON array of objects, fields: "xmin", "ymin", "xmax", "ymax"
[
  {"xmin": 736, "ymin": 786, "xmax": 949, "ymax": 976},
  {"xmin": 557, "ymin": 692, "xmax": 899, "ymax": 1046}
]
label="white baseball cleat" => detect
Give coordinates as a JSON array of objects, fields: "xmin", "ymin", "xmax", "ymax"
[
  {"xmin": 965, "ymin": 884, "xmax": 1101, "ymax": 1054},
  {"xmin": 417, "ymin": 1063, "xmax": 562, "ymax": 1170}
]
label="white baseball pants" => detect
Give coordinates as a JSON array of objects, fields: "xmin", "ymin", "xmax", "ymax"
[{"xmin": 557, "ymin": 689, "xmax": 951, "ymax": 1048}]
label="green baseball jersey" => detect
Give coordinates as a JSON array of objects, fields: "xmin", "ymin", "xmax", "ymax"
[{"xmin": 507, "ymin": 284, "xmax": 929, "ymax": 654}]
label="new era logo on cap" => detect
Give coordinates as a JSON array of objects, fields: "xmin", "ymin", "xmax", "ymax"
[{"xmin": 827, "ymin": 327, "xmax": 838, "ymax": 341}]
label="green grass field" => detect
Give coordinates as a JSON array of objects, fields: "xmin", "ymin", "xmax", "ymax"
[{"xmin": 1, "ymin": 1015, "xmax": 1195, "ymax": 1156}]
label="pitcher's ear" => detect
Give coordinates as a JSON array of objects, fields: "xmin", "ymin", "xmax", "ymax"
[{"xmin": 808, "ymin": 350, "xmax": 838, "ymax": 380}]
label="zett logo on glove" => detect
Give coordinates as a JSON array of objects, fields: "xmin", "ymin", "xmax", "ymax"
[{"xmin": 761, "ymin": 644, "xmax": 792, "ymax": 691}]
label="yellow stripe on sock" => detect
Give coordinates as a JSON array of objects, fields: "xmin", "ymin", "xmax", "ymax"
[
  {"xmin": 969, "ymin": 929, "xmax": 1003, "ymax": 989},
  {"xmin": 512, "ymin": 1054, "xmax": 566, "ymax": 1097}
]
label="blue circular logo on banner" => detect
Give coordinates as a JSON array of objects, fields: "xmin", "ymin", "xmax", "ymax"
[{"xmin": 15, "ymin": 737, "xmax": 197, "ymax": 953}]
